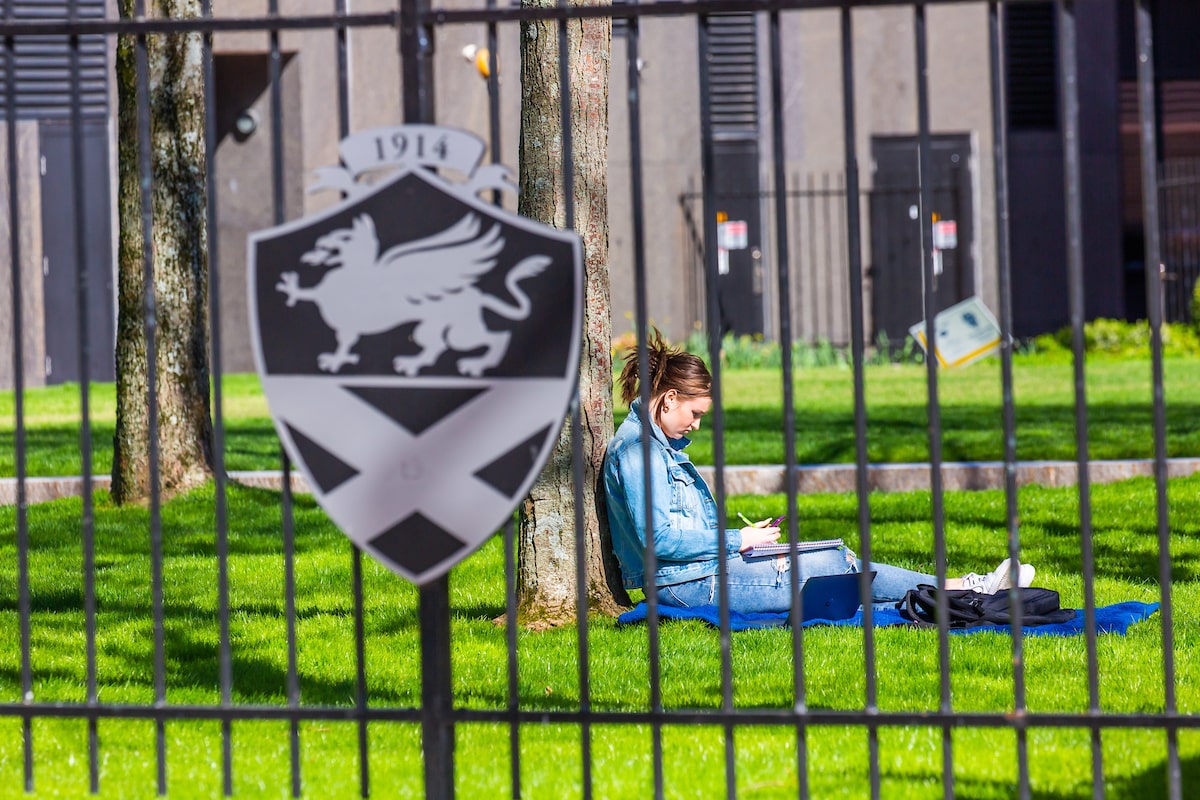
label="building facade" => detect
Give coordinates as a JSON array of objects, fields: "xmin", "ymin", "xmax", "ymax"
[{"xmin": 2, "ymin": 0, "xmax": 1197, "ymax": 388}]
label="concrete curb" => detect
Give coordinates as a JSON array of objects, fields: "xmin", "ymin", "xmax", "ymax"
[
  {"xmin": 0, "ymin": 471, "xmax": 313, "ymax": 507},
  {"xmin": 3, "ymin": 460, "xmax": 1199, "ymax": 506},
  {"xmin": 695, "ymin": 458, "xmax": 1200, "ymax": 496}
]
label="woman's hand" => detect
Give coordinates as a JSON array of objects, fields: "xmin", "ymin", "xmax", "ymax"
[{"xmin": 738, "ymin": 523, "xmax": 781, "ymax": 551}]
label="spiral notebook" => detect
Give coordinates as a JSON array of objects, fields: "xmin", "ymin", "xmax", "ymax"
[{"xmin": 742, "ymin": 538, "xmax": 843, "ymax": 558}]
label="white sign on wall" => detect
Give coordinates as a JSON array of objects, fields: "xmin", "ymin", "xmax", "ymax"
[
  {"xmin": 932, "ymin": 219, "xmax": 958, "ymax": 250},
  {"xmin": 718, "ymin": 220, "xmax": 748, "ymax": 250}
]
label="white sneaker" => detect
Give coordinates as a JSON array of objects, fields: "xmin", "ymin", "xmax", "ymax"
[{"xmin": 961, "ymin": 558, "xmax": 1035, "ymax": 594}]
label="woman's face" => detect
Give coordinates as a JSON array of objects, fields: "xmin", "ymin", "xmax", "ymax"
[{"xmin": 657, "ymin": 390, "xmax": 712, "ymax": 439}]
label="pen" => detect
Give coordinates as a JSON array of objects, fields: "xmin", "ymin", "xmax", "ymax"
[{"xmin": 738, "ymin": 512, "xmax": 785, "ymax": 527}]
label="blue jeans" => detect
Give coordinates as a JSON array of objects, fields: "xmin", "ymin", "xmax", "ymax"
[{"xmin": 655, "ymin": 546, "xmax": 934, "ymax": 615}]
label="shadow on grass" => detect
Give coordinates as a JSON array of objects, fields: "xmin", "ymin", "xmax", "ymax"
[
  {"xmin": 949, "ymin": 758, "xmax": 1199, "ymax": 800},
  {"xmin": 6, "ymin": 398, "xmax": 1200, "ymax": 477},
  {"xmin": 0, "ymin": 420, "xmax": 286, "ymax": 476},
  {"xmin": 160, "ymin": 624, "xmax": 362, "ymax": 706},
  {"xmin": 1103, "ymin": 753, "xmax": 1200, "ymax": 800},
  {"xmin": 793, "ymin": 476, "xmax": 1200, "ymax": 588},
  {"xmin": 689, "ymin": 401, "xmax": 1200, "ymax": 465}
]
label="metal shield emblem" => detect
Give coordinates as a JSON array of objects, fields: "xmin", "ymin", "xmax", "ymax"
[{"xmin": 247, "ymin": 125, "xmax": 583, "ymax": 585}]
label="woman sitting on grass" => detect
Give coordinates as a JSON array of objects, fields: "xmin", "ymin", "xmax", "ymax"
[{"xmin": 602, "ymin": 331, "xmax": 1035, "ymax": 614}]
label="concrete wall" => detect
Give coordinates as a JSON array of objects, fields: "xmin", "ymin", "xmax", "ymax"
[
  {"xmin": 197, "ymin": 2, "xmax": 1008, "ymax": 353},
  {"xmin": 774, "ymin": 5, "xmax": 997, "ymax": 341},
  {"xmin": 428, "ymin": 11, "xmax": 705, "ymax": 342},
  {"xmin": 1, "ymin": 1, "xmax": 1143, "ymax": 390},
  {"xmin": 1006, "ymin": 0, "xmax": 1124, "ymax": 336}
]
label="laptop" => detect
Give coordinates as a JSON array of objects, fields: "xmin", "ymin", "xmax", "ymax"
[{"xmin": 798, "ymin": 571, "xmax": 876, "ymax": 622}]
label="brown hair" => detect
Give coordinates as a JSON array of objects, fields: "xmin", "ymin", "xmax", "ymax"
[{"xmin": 617, "ymin": 329, "xmax": 711, "ymax": 413}]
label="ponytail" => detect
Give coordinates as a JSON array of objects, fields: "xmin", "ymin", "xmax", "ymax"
[{"xmin": 617, "ymin": 328, "xmax": 711, "ymax": 408}]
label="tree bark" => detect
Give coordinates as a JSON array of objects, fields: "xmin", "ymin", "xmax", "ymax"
[
  {"xmin": 517, "ymin": 0, "xmax": 630, "ymax": 628},
  {"xmin": 111, "ymin": 5, "xmax": 213, "ymax": 504}
]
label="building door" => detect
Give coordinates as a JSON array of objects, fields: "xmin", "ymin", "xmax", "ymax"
[
  {"xmin": 705, "ymin": 12, "xmax": 763, "ymax": 337},
  {"xmin": 39, "ymin": 118, "xmax": 115, "ymax": 384},
  {"xmin": 869, "ymin": 134, "xmax": 975, "ymax": 346},
  {"xmin": 711, "ymin": 144, "xmax": 764, "ymax": 336}
]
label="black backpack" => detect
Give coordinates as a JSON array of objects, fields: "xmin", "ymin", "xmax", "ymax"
[{"xmin": 897, "ymin": 584, "xmax": 1076, "ymax": 628}]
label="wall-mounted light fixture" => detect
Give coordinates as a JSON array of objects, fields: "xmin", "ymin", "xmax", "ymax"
[{"xmin": 234, "ymin": 109, "xmax": 259, "ymax": 141}]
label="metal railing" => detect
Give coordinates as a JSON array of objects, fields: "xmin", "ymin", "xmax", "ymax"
[{"xmin": 0, "ymin": 0, "xmax": 1190, "ymax": 798}]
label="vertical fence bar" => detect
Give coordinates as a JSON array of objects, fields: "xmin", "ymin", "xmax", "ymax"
[
  {"xmin": 766, "ymin": 10, "xmax": 808, "ymax": 794},
  {"xmin": 1189, "ymin": 161, "xmax": 1200, "ymax": 315},
  {"xmin": 399, "ymin": 0, "xmax": 454, "ymax": 796},
  {"xmin": 418, "ymin": 575, "xmax": 453, "ymax": 800},
  {"xmin": 912, "ymin": 6, "xmax": 954, "ymax": 797},
  {"xmin": 349, "ymin": 549, "xmax": 370, "ymax": 797},
  {"xmin": 571, "ymin": 388, "xmax": 591, "ymax": 800},
  {"xmin": 1054, "ymin": 2, "xmax": 1103, "ymax": 795},
  {"xmin": 485, "ymin": 0, "xmax": 501, "ymax": 205},
  {"xmin": 487, "ymin": 13, "xmax": 519, "ymax": 798},
  {"xmin": 552, "ymin": 6, "xmax": 591, "ymax": 793},
  {"xmin": 64, "ymin": 0, "xmax": 101, "ymax": 789},
  {"xmin": 3, "ymin": 7, "xmax": 33, "ymax": 790},
  {"xmin": 624, "ymin": 12, "xmax": 665, "ymax": 799},
  {"xmin": 571, "ymin": 328, "xmax": 591, "ymax": 800},
  {"xmin": 696, "ymin": 14, "xmax": 737, "ymax": 798},
  {"xmin": 280, "ymin": 439, "xmax": 300, "ymax": 800},
  {"xmin": 1134, "ymin": 3, "xmax": 1180, "ymax": 798},
  {"xmin": 821, "ymin": 173, "xmax": 834, "ymax": 342},
  {"xmin": 503, "ymin": 516, "xmax": 521, "ymax": 798},
  {"xmin": 835, "ymin": 173, "xmax": 848, "ymax": 346},
  {"xmin": 806, "ymin": 173, "xmax": 819, "ymax": 341},
  {"xmin": 838, "ymin": 7, "xmax": 880, "ymax": 798},
  {"xmin": 131, "ymin": 12, "xmax": 167, "ymax": 791},
  {"xmin": 986, "ymin": 4, "xmax": 1030, "ymax": 798},
  {"xmin": 789, "ymin": 173, "xmax": 803, "ymax": 342},
  {"xmin": 327, "ymin": 0, "xmax": 373, "ymax": 793},
  {"xmin": 1160, "ymin": 159, "xmax": 1174, "ymax": 318},
  {"xmin": 197, "ymin": 0, "xmax": 234, "ymax": 791},
  {"xmin": 261, "ymin": 3, "xmax": 302, "ymax": 793}
]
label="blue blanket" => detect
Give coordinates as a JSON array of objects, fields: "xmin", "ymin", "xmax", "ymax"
[{"xmin": 617, "ymin": 601, "xmax": 1160, "ymax": 636}]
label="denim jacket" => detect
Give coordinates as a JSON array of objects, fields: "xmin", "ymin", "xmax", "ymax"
[{"xmin": 603, "ymin": 398, "xmax": 742, "ymax": 589}]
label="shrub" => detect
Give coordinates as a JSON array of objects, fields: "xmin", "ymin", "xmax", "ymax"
[
  {"xmin": 614, "ymin": 319, "xmax": 1200, "ymax": 373},
  {"xmin": 1027, "ymin": 318, "xmax": 1200, "ymax": 359},
  {"xmin": 612, "ymin": 328, "xmax": 930, "ymax": 371}
]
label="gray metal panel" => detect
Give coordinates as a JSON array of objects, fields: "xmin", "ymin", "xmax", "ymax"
[
  {"xmin": 38, "ymin": 118, "xmax": 114, "ymax": 384},
  {"xmin": 870, "ymin": 135, "xmax": 975, "ymax": 344}
]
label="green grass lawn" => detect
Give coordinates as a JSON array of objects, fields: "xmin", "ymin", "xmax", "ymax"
[
  {"xmin": 3, "ymin": 358, "xmax": 1199, "ymax": 478},
  {"xmin": 0, "ymin": 473, "xmax": 1195, "ymax": 797},
  {"xmin": 0, "ymin": 357, "xmax": 1196, "ymax": 795}
]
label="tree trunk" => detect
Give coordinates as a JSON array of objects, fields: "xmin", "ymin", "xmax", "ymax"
[
  {"xmin": 517, "ymin": 0, "xmax": 630, "ymax": 628},
  {"xmin": 111, "ymin": 6, "xmax": 213, "ymax": 504}
]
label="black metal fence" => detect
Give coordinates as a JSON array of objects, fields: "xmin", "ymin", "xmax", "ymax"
[
  {"xmin": 679, "ymin": 176, "xmax": 855, "ymax": 347},
  {"xmin": 0, "ymin": 0, "xmax": 1194, "ymax": 798},
  {"xmin": 1162, "ymin": 157, "xmax": 1200, "ymax": 322}
]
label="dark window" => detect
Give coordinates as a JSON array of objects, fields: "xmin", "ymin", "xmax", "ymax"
[
  {"xmin": 1005, "ymin": 2, "xmax": 1058, "ymax": 131},
  {"xmin": 1119, "ymin": 0, "xmax": 1200, "ymax": 81},
  {"xmin": 0, "ymin": 0, "xmax": 108, "ymax": 120},
  {"xmin": 706, "ymin": 13, "xmax": 758, "ymax": 139}
]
